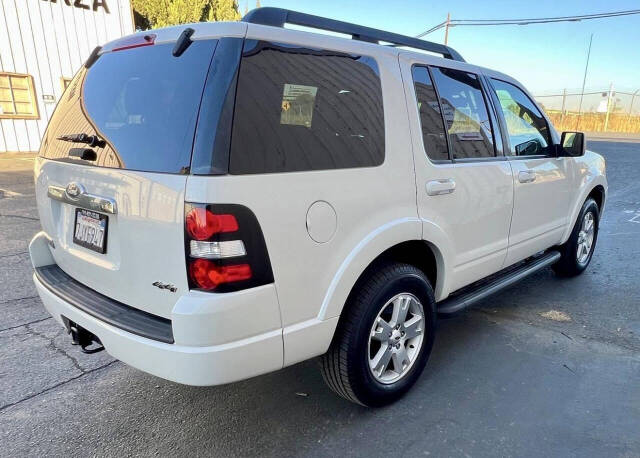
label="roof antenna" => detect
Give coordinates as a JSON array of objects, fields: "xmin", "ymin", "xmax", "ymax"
[{"xmin": 173, "ymin": 28, "xmax": 195, "ymax": 57}]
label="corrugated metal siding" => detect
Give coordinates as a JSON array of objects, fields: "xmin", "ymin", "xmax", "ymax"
[{"xmin": 0, "ymin": 0, "xmax": 133, "ymax": 153}]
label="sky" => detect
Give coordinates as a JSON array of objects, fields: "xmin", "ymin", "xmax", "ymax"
[{"xmin": 250, "ymin": 0, "xmax": 640, "ymax": 97}]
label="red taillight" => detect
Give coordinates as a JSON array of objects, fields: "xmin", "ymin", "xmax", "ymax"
[
  {"xmin": 185, "ymin": 203, "xmax": 273, "ymax": 293},
  {"xmin": 112, "ymin": 34, "xmax": 156, "ymax": 52},
  {"xmin": 189, "ymin": 259, "xmax": 252, "ymax": 290},
  {"xmin": 185, "ymin": 208, "xmax": 238, "ymax": 240}
]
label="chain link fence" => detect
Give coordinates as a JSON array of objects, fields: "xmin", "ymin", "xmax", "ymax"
[{"xmin": 535, "ymin": 88, "xmax": 640, "ymax": 133}]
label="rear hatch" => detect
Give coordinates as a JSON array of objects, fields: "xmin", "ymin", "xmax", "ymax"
[{"xmin": 35, "ymin": 33, "xmax": 219, "ymax": 318}]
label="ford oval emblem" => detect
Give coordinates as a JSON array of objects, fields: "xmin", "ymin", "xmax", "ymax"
[{"xmin": 65, "ymin": 182, "xmax": 84, "ymax": 200}]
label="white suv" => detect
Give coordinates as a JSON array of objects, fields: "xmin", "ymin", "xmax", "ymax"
[{"xmin": 29, "ymin": 8, "xmax": 607, "ymax": 406}]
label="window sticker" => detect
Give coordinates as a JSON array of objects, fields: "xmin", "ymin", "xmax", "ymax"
[{"xmin": 280, "ymin": 83, "xmax": 318, "ymax": 128}]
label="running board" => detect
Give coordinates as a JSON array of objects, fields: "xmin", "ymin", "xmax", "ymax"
[{"xmin": 437, "ymin": 251, "xmax": 561, "ymax": 315}]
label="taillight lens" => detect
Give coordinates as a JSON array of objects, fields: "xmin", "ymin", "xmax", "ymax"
[
  {"xmin": 185, "ymin": 208, "xmax": 238, "ymax": 240},
  {"xmin": 189, "ymin": 259, "xmax": 252, "ymax": 290},
  {"xmin": 184, "ymin": 203, "xmax": 273, "ymax": 293}
]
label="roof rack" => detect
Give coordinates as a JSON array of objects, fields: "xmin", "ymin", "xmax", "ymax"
[{"xmin": 242, "ymin": 7, "xmax": 465, "ymax": 62}]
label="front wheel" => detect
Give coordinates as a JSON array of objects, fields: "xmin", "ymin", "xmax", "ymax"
[
  {"xmin": 320, "ymin": 263, "xmax": 436, "ymax": 407},
  {"xmin": 552, "ymin": 197, "xmax": 600, "ymax": 277}
]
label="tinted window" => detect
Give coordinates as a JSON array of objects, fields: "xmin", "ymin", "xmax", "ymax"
[
  {"xmin": 430, "ymin": 67, "xmax": 495, "ymax": 159},
  {"xmin": 40, "ymin": 41, "xmax": 217, "ymax": 173},
  {"xmin": 412, "ymin": 66, "xmax": 449, "ymax": 161},
  {"xmin": 229, "ymin": 41, "xmax": 384, "ymax": 174},
  {"xmin": 491, "ymin": 79, "xmax": 552, "ymax": 156}
]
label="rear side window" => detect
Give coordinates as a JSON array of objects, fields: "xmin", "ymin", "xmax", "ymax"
[
  {"xmin": 229, "ymin": 41, "xmax": 384, "ymax": 174},
  {"xmin": 40, "ymin": 40, "xmax": 217, "ymax": 174},
  {"xmin": 412, "ymin": 66, "xmax": 449, "ymax": 161},
  {"xmin": 429, "ymin": 67, "xmax": 495, "ymax": 159}
]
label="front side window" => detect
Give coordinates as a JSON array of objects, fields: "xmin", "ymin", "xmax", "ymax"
[
  {"xmin": 412, "ymin": 66, "xmax": 449, "ymax": 161},
  {"xmin": 229, "ymin": 41, "xmax": 385, "ymax": 174},
  {"xmin": 491, "ymin": 79, "xmax": 551, "ymax": 156},
  {"xmin": 0, "ymin": 73, "xmax": 39, "ymax": 119},
  {"xmin": 430, "ymin": 67, "xmax": 495, "ymax": 159}
]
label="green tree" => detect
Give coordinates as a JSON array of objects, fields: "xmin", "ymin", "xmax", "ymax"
[{"xmin": 132, "ymin": 0, "xmax": 241, "ymax": 30}]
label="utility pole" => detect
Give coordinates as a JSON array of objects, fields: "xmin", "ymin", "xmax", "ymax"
[
  {"xmin": 604, "ymin": 82, "xmax": 614, "ymax": 131},
  {"xmin": 561, "ymin": 88, "xmax": 567, "ymax": 125},
  {"xmin": 444, "ymin": 12, "xmax": 451, "ymax": 45},
  {"xmin": 576, "ymin": 33, "xmax": 593, "ymax": 130}
]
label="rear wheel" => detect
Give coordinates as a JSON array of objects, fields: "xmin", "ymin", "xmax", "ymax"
[
  {"xmin": 552, "ymin": 198, "xmax": 599, "ymax": 277},
  {"xmin": 320, "ymin": 263, "xmax": 436, "ymax": 407}
]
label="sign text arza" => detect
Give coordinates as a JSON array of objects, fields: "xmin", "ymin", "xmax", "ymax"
[{"xmin": 42, "ymin": 0, "xmax": 110, "ymax": 14}]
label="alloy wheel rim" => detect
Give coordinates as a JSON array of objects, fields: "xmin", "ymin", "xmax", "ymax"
[
  {"xmin": 367, "ymin": 293, "xmax": 425, "ymax": 384},
  {"xmin": 577, "ymin": 212, "xmax": 595, "ymax": 265}
]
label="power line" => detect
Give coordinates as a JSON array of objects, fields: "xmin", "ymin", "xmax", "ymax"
[
  {"xmin": 416, "ymin": 9, "xmax": 640, "ymax": 38},
  {"xmin": 453, "ymin": 9, "xmax": 640, "ymax": 23}
]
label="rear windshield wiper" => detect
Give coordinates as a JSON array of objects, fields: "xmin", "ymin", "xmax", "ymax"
[{"xmin": 57, "ymin": 133, "xmax": 106, "ymax": 148}]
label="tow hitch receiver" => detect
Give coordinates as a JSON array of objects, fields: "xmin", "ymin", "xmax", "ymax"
[{"xmin": 62, "ymin": 317, "xmax": 105, "ymax": 354}]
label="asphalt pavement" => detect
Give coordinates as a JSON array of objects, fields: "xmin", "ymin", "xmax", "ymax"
[{"xmin": 0, "ymin": 141, "xmax": 638, "ymax": 457}]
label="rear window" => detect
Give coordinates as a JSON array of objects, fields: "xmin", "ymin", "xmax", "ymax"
[
  {"xmin": 40, "ymin": 40, "xmax": 217, "ymax": 174},
  {"xmin": 229, "ymin": 41, "xmax": 385, "ymax": 174}
]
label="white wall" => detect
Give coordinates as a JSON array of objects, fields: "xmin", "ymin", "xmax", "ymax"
[{"xmin": 0, "ymin": 0, "xmax": 134, "ymax": 153}]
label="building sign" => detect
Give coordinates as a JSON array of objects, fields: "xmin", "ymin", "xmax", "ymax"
[{"xmin": 42, "ymin": 0, "xmax": 110, "ymax": 14}]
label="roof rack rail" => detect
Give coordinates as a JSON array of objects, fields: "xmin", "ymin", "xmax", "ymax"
[{"xmin": 242, "ymin": 7, "xmax": 465, "ymax": 62}]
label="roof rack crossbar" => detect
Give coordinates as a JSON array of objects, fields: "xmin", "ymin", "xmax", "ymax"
[{"xmin": 242, "ymin": 7, "xmax": 465, "ymax": 62}]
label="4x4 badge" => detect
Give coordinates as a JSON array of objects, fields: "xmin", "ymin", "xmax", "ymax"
[{"xmin": 152, "ymin": 281, "xmax": 177, "ymax": 293}]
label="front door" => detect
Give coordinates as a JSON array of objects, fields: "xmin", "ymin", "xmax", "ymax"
[
  {"xmin": 487, "ymin": 78, "xmax": 573, "ymax": 266},
  {"xmin": 400, "ymin": 55, "xmax": 515, "ymax": 295}
]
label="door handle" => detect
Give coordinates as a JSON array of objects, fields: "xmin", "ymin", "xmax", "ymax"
[
  {"xmin": 518, "ymin": 170, "xmax": 536, "ymax": 184},
  {"xmin": 426, "ymin": 179, "xmax": 456, "ymax": 196}
]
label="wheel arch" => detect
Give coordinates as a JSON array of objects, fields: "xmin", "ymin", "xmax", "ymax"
[
  {"xmin": 318, "ymin": 230, "xmax": 449, "ymax": 322},
  {"xmin": 283, "ymin": 218, "xmax": 451, "ymax": 367},
  {"xmin": 561, "ymin": 177, "xmax": 607, "ymax": 244},
  {"xmin": 587, "ymin": 184, "xmax": 606, "ymax": 212}
]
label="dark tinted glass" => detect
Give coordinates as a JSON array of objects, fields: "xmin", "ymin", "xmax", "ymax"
[
  {"xmin": 40, "ymin": 41, "xmax": 217, "ymax": 173},
  {"xmin": 491, "ymin": 79, "xmax": 552, "ymax": 156},
  {"xmin": 412, "ymin": 66, "xmax": 449, "ymax": 161},
  {"xmin": 229, "ymin": 42, "xmax": 384, "ymax": 174},
  {"xmin": 430, "ymin": 67, "xmax": 495, "ymax": 159}
]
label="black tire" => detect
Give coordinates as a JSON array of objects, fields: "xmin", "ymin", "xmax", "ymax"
[
  {"xmin": 552, "ymin": 197, "xmax": 600, "ymax": 277},
  {"xmin": 320, "ymin": 263, "xmax": 436, "ymax": 407}
]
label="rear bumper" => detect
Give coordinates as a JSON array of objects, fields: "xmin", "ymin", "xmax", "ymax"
[{"xmin": 29, "ymin": 232, "xmax": 284, "ymax": 386}]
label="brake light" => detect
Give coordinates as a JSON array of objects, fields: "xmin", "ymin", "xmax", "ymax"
[
  {"xmin": 184, "ymin": 203, "xmax": 273, "ymax": 292},
  {"xmin": 189, "ymin": 260, "xmax": 252, "ymax": 290},
  {"xmin": 185, "ymin": 208, "xmax": 238, "ymax": 240},
  {"xmin": 112, "ymin": 34, "xmax": 156, "ymax": 52}
]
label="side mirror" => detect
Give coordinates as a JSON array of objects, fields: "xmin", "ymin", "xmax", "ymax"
[{"xmin": 559, "ymin": 131, "xmax": 586, "ymax": 157}]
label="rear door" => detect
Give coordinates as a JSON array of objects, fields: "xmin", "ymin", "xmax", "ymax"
[
  {"xmin": 400, "ymin": 54, "xmax": 514, "ymax": 294},
  {"xmin": 35, "ymin": 36, "xmax": 219, "ymax": 318},
  {"xmin": 486, "ymin": 78, "xmax": 573, "ymax": 266}
]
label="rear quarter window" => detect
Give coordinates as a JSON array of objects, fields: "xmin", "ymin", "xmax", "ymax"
[{"xmin": 229, "ymin": 41, "xmax": 385, "ymax": 174}]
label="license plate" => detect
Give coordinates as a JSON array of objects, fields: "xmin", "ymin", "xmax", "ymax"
[{"xmin": 73, "ymin": 208, "xmax": 108, "ymax": 254}]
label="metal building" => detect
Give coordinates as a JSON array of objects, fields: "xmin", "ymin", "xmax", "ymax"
[{"xmin": 0, "ymin": 0, "xmax": 134, "ymax": 153}]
